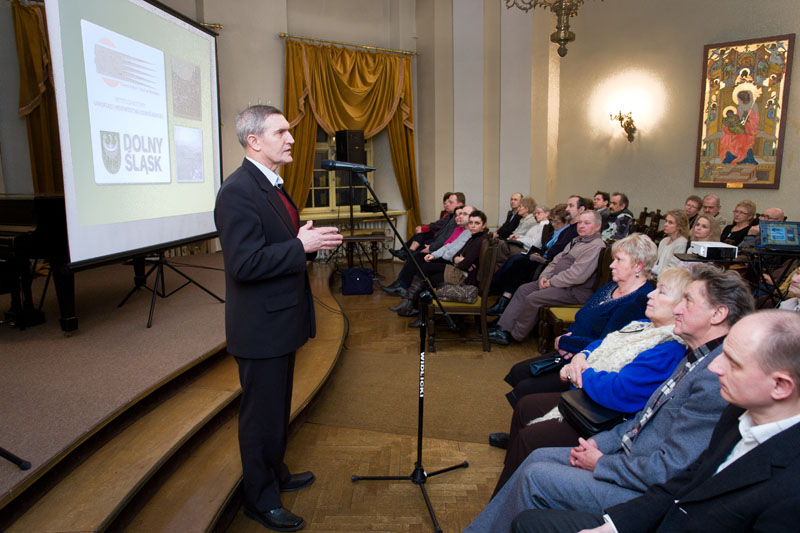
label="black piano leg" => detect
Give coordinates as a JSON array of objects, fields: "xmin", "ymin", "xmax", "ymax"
[{"xmin": 52, "ymin": 262, "xmax": 78, "ymax": 332}]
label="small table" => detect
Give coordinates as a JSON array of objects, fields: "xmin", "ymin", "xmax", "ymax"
[{"xmin": 342, "ymin": 229, "xmax": 387, "ymax": 272}]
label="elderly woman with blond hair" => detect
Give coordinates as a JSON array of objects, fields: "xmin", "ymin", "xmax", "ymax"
[
  {"xmin": 490, "ymin": 267, "xmax": 692, "ymax": 495},
  {"xmin": 498, "ymin": 233, "xmax": 659, "ymax": 405}
]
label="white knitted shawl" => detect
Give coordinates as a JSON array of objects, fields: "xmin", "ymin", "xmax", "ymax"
[{"xmin": 527, "ymin": 321, "xmax": 685, "ymax": 426}]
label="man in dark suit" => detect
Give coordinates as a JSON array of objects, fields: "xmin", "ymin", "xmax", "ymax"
[
  {"xmin": 493, "ymin": 192, "xmax": 523, "ymax": 239},
  {"xmin": 510, "ymin": 309, "xmax": 800, "ymax": 533},
  {"xmin": 214, "ymin": 105, "xmax": 342, "ymax": 531}
]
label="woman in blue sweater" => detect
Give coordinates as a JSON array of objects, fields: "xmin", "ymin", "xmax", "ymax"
[
  {"xmin": 502, "ymin": 233, "xmax": 658, "ymax": 408},
  {"xmin": 491, "ymin": 267, "xmax": 691, "ymax": 495}
]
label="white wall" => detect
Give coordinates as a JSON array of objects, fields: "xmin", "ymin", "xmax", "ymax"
[
  {"xmin": 452, "ymin": 0, "xmax": 484, "ymax": 208},
  {"xmin": 554, "ymin": 0, "xmax": 800, "ymax": 219}
]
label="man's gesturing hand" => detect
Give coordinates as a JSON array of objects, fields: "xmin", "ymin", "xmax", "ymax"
[{"xmin": 297, "ymin": 221, "xmax": 343, "ymax": 253}]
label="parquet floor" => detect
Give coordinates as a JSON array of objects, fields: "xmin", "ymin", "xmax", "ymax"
[{"xmin": 227, "ymin": 261, "xmax": 539, "ymax": 532}]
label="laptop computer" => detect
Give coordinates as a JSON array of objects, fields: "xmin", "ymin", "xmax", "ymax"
[{"xmin": 759, "ymin": 220, "xmax": 800, "ymax": 252}]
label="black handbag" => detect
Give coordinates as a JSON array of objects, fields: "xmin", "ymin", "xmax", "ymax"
[
  {"xmin": 340, "ymin": 267, "xmax": 374, "ymax": 295},
  {"xmin": 529, "ymin": 354, "xmax": 566, "ymax": 377},
  {"xmin": 557, "ymin": 388, "xmax": 628, "ymax": 438}
]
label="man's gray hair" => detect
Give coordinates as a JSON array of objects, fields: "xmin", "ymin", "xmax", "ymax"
[
  {"xmin": 235, "ymin": 105, "xmax": 283, "ymax": 148},
  {"xmin": 581, "ymin": 210, "xmax": 602, "ymax": 226},
  {"xmin": 690, "ymin": 264, "xmax": 754, "ymax": 326}
]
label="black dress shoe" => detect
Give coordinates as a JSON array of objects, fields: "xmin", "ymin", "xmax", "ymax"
[
  {"xmin": 487, "ymin": 296, "xmax": 510, "ymax": 316},
  {"xmin": 408, "ymin": 318, "xmax": 422, "ymax": 328},
  {"xmin": 489, "ymin": 432, "xmax": 510, "ymax": 449},
  {"xmin": 244, "ymin": 506, "xmax": 306, "ymax": 531},
  {"xmin": 280, "ymin": 471, "xmax": 316, "ymax": 492},
  {"xmin": 488, "ymin": 327, "xmax": 513, "ymax": 345},
  {"xmin": 389, "ymin": 248, "xmax": 409, "ymax": 261}
]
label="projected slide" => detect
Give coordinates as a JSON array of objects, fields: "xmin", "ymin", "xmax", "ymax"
[
  {"xmin": 82, "ymin": 20, "xmax": 170, "ymax": 184},
  {"xmin": 46, "ymin": 0, "xmax": 221, "ymax": 265}
]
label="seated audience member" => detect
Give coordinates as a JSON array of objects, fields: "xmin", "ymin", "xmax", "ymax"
[
  {"xmin": 465, "ymin": 266, "xmax": 755, "ymax": 532},
  {"xmin": 388, "ymin": 191, "xmax": 464, "ymax": 260},
  {"xmin": 593, "ymin": 192, "xmax": 610, "ymax": 217},
  {"xmin": 494, "ymin": 192, "xmax": 523, "ymax": 239},
  {"xmin": 506, "ymin": 201, "xmax": 550, "ymax": 256},
  {"xmin": 510, "ymin": 309, "xmax": 800, "ymax": 533},
  {"xmin": 382, "ymin": 195, "xmax": 465, "ymax": 296},
  {"xmin": 490, "ymin": 268, "xmax": 691, "ymax": 495},
  {"xmin": 489, "ymin": 204, "xmax": 564, "ymax": 315},
  {"xmin": 740, "ymin": 206, "xmax": 785, "ymax": 248},
  {"xmin": 690, "ymin": 214, "xmax": 722, "ymax": 242},
  {"xmin": 497, "ymin": 233, "xmax": 657, "ymax": 405},
  {"xmin": 720, "ymin": 199, "xmax": 756, "ymax": 246},
  {"xmin": 388, "ymin": 206, "xmax": 474, "ymax": 315},
  {"xmin": 488, "ymin": 211, "xmax": 606, "ymax": 346},
  {"xmin": 601, "ymin": 193, "xmax": 634, "ymax": 242},
  {"xmin": 496, "ymin": 196, "xmax": 536, "ymax": 262},
  {"xmin": 779, "ymin": 268, "xmax": 800, "ymax": 312},
  {"xmin": 390, "ymin": 210, "xmax": 488, "ymax": 322},
  {"xmin": 684, "ymin": 194, "xmax": 702, "ymax": 227},
  {"xmin": 702, "ymin": 193, "xmax": 728, "ymax": 228},
  {"xmin": 487, "ymin": 200, "xmax": 586, "ymax": 316},
  {"xmin": 651, "ymin": 209, "xmax": 689, "ymax": 277}
]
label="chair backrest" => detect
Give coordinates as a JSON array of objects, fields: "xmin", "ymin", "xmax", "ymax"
[
  {"xmin": 636, "ymin": 207, "xmax": 649, "ymax": 227},
  {"xmin": 592, "ymin": 244, "xmax": 615, "ymax": 291},
  {"xmin": 476, "ymin": 239, "xmax": 499, "ymax": 304}
]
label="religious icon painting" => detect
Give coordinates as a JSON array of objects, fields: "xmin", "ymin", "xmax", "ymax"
[{"xmin": 694, "ymin": 34, "xmax": 795, "ymax": 189}]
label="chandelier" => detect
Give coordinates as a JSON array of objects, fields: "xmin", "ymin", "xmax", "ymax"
[{"xmin": 505, "ymin": 0, "xmax": 600, "ymax": 57}]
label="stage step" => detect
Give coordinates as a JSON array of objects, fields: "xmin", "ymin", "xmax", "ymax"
[
  {"xmin": 6, "ymin": 355, "xmax": 241, "ymax": 532},
  {"xmin": 124, "ymin": 415, "xmax": 241, "ymax": 532},
  {"xmin": 4, "ymin": 264, "xmax": 345, "ymax": 532},
  {"xmin": 120, "ymin": 264, "xmax": 346, "ymax": 531}
]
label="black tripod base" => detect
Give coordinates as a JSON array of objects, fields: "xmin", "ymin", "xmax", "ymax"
[
  {"xmin": 0, "ymin": 446, "xmax": 31, "ymax": 470},
  {"xmin": 352, "ymin": 460, "xmax": 469, "ymax": 532}
]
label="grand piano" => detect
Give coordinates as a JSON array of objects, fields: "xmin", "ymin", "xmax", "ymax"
[{"xmin": 0, "ymin": 194, "xmax": 77, "ymax": 332}]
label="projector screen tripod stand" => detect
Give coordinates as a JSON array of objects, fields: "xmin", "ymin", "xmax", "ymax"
[{"xmin": 117, "ymin": 253, "xmax": 224, "ymax": 328}]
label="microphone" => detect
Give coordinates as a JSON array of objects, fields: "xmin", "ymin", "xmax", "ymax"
[{"xmin": 321, "ymin": 159, "xmax": 376, "ymax": 173}]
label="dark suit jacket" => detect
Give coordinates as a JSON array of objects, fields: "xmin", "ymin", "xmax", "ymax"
[
  {"xmin": 214, "ymin": 158, "xmax": 315, "ymax": 358},
  {"xmin": 497, "ymin": 210, "xmax": 522, "ymax": 240},
  {"xmin": 608, "ymin": 404, "xmax": 800, "ymax": 532}
]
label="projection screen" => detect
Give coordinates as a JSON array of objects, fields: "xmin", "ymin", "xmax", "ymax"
[{"xmin": 44, "ymin": 0, "xmax": 221, "ymax": 267}]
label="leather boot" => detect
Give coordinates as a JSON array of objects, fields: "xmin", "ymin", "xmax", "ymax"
[
  {"xmin": 487, "ymin": 296, "xmax": 510, "ymax": 316},
  {"xmin": 390, "ymin": 298, "xmax": 416, "ymax": 316},
  {"xmin": 394, "ymin": 277, "xmax": 425, "ymax": 316}
]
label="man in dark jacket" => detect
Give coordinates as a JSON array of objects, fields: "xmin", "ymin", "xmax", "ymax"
[
  {"xmin": 215, "ymin": 105, "xmax": 342, "ymax": 531},
  {"xmin": 601, "ymin": 192, "xmax": 634, "ymax": 242}
]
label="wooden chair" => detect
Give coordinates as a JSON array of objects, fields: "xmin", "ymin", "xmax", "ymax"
[
  {"xmin": 646, "ymin": 209, "xmax": 664, "ymax": 242},
  {"xmin": 537, "ymin": 245, "xmax": 614, "ymax": 353},
  {"xmin": 632, "ymin": 208, "xmax": 654, "ymax": 235},
  {"xmin": 426, "ymin": 239, "xmax": 499, "ymax": 352}
]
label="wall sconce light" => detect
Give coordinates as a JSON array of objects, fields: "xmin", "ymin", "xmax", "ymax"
[{"xmin": 610, "ymin": 111, "xmax": 637, "ymax": 142}]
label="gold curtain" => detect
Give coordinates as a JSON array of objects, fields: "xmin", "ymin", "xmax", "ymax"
[
  {"xmin": 12, "ymin": 0, "xmax": 63, "ymax": 195},
  {"xmin": 282, "ymin": 40, "xmax": 421, "ymax": 236}
]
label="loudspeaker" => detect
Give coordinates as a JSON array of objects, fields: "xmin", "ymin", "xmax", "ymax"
[{"xmin": 335, "ymin": 130, "xmax": 365, "ymax": 164}]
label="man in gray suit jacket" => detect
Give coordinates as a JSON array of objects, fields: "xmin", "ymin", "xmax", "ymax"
[
  {"xmin": 511, "ymin": 310, "xmax": 800, "ymax": 533},
  {"xmin": 215, "ymin": 105, "xmax": 342, "ymax": 531},
  {"xmin": 465, "ymin": 265, "xmax": 754, "ymax": 532}
]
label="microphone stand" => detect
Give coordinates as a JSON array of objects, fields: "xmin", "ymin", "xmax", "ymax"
[{"xmin": 348, "ymin": 170, "xmax": 465, "ymax": 533}]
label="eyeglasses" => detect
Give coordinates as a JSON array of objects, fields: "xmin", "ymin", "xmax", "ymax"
[{"xmin": 733, "ymin": 209, "xmax": 750, "ymax": 216}]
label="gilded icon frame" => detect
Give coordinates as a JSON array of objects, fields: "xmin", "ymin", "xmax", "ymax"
[{"xmin": 694, "ymin": 34, "xmax": 795, "ymax": 189}]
